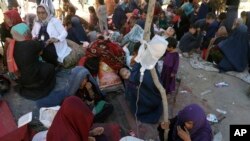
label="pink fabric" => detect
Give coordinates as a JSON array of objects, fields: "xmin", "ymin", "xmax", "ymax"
[{"xmin": 7, "ymin": 39, "xmax": 18, "ymax": 73}]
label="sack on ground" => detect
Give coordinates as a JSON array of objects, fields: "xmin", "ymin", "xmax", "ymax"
[{"xmin": 63, "ymin": 40, "xmax": 85, "ymax": 68}]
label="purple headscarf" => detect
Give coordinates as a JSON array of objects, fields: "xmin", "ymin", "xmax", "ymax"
[{"xmin": 173, "ymin": 104, "xmax": 212, "ymax": 141}]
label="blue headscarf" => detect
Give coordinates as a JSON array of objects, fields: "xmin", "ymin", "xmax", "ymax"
[{"xmin": 67, "ymin": 16, "xmax": 89, "ymax": 44}]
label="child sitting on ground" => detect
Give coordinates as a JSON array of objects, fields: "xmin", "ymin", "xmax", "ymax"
[
  {"xmin": 179, "ymin": 24, "xmax": 202, "ymax": 57},
  {"xmin": 161, "ymin": 37, "xmax": 179, "ymax": 94}
]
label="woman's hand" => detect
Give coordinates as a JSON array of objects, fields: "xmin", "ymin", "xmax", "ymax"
[
  {"xmin": 160, "ymin": 121, "xmax": 170, "ymax": 130},
  {"xmin": 89, "ymin": 127, "xmax": 104, "ymax": 136},
  {"xmin": 177, "ymin": 126, "xmax": 191, "ymax": 141},
  {"xmin": 46, "ymin": 37, "xmax": 59, "ymax": 45}
]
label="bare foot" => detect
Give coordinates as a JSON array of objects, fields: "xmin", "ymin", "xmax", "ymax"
[{"xmin": 89, "ymin": 127, "xmax": 104, "ymax": 136}]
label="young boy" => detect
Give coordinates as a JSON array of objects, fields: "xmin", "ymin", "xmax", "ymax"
[
  {"xmin": 179, "ymin": 24, "xmax": 201, "ymax": 57},
  {"xmin": 161, "ymin": 37, "xmax": 179, "ymax": 94}
]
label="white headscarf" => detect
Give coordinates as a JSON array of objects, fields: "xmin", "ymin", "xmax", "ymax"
[
  {"xmin": 40, "ymin": 0, "xmax": 55, "ymax": 16},
  {"xmin": 36, "ymin": 4, "xmax": 54, "ymax": 26}
]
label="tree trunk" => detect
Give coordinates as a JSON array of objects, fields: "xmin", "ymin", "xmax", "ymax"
[{"xmin": 143, "ymin": 0, "xmax": 169, "ymax": 140}]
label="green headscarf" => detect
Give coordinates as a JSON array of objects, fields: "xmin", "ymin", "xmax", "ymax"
[{"xmin": 11, "ymin": 23, "xmax": 30, "ymax": 41}]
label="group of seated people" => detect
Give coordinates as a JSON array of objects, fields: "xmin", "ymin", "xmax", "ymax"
[{"xmin": 1, "ymin": 0, "xmax": 250, "ymax": 141}]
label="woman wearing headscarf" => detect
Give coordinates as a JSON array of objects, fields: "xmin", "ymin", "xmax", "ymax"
[
  {"xmin": 158, "ymin": 104, "xmax": 212, "ymax": 141},
  {"xmin": 0, "ymin": 9, "xmax": 22, "ymax": 66},
  {"xmin": 47, "ymin": 96, "xmax": 108, "ymax": 141},
  {"xmin": 126, "ymin": 63, "xmax": 163, "ymax": 124},
  {"xmin": 64, "ymin": 11, "xmax": 89, "ymax": 45},
  {"xmin": 8, "ymin": 23, "xmax": 55, "ymax": 100},
  {"xmin": 1, "ymin": 9, "xmax": 22, "ymax": 42},
  {"xmin": 218, "ymin": 18, "xmax": 250, "ymax": 72},
  {"xmin": 32, "ymin": 4, "xmax": 72, "ymax": 67}
]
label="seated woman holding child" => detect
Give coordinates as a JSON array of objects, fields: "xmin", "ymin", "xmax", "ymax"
[
  {"xmin": 7, "ymin": 23, "xmax": 56, "ymax": 100},
  {"xmin": 206, "ymin": 26, "xmax": 228, "ymax": 64},
  {"xmin": 75, "ymin": 73, "xmax": 113, "ymax": 123},
  {"xmin": 64, "ymin": 6, "xmax": 89, "ymax": 45}
]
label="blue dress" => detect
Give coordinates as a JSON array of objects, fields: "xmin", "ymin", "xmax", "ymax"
[{"xmin": 126, "ymin": 63, "xmax": 163, "ymax": 124}]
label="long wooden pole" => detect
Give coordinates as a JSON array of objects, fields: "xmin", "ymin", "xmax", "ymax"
[{"xmin": 143, "ymin": 0, "xmax": 169, "ymax": 140}]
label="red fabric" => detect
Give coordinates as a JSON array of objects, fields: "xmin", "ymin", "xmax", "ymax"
[
  {"xmin": 3, "ymin": 10, "xmax": 22, "ymax": 29},
  {"xmin": 47, "ymin": 96, "xmax": 94, "ymax": 141},
  {"xmin": 85, "ymin": 40, "xmax": 125, "ymax": 71},
  {"xmin": 0, "ymin": 101, "xmax": 34, "ymax": 141},
  {"xmin": 93, "ymin": 123, "xmax": 121, "ymax": 141},
  {"xmin": 154, "ymin": 4, "xmax": 162, "ymax": 16},
  {"xmin": 0, "ymin": 125, "xmax": 34, "ymax": 141},
  {"xmin": 0, "ymin": 101, "xmax": 17, "ymax": 137},
  {"xmin": 78, "ymin": 56, "xmax": 87, "ymax": 66},
  {"xmin": 172, "ymin": 15, "xmax": 180, "ymax": 24},
  {"xmin": 6, "ymin": 39, "xmax": 18, "ymax": 73},
  {"xmin": 202, "ymin": 48, "xmax": 208, "ymax": 60}
]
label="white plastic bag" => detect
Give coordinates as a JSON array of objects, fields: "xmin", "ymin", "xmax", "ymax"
[{"xmin": 39, "ymin": 106, "xmax": 60, "ymax": 128}]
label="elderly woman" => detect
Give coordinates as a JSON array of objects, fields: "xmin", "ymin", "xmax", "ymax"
[
  {"xmin": 158, "ymin": 104, "xmax": 212, "ymax": 141},
  {"xmin": 32, "ymin": 4, "xmax": 73, "ymax": 67},
  {"xmin": 7, "ymin": 23, "xmax": 55, "ymax": 100}
]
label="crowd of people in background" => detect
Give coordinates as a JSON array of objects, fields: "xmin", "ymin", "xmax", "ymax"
[{"xmin": 0, "ymin": 0, "xmax": 250, "ymax": 140}]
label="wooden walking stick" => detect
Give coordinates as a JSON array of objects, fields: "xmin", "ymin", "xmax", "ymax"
[{"xmin": 142, "ymin": 0, "xmax": 169, "ymax": 140}]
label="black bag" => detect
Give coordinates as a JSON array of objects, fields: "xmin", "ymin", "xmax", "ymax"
[{"xmin": 0, "ymin": 75, "xmax": 11, "ymax": 94}]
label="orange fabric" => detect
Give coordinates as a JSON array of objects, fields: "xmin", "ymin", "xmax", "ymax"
[{"xmin": 6, "ymin": 39, "xmax": 18, "ymax": 73}]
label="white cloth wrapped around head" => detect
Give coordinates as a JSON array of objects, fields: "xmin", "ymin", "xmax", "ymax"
[{"xmin": 135, "ymin": 35, "xmax": 168, "ymax": 71}]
